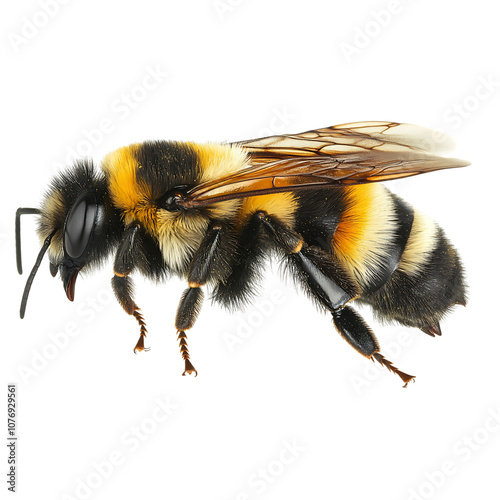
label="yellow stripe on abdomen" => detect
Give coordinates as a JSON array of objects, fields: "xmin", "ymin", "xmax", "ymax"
[
  {"xmin": 238, "ymin": 192, "xmax": 298, "ymax": 228},
  {"xmin": 332, "ymin": 184, "xmax": 398, "ymax": 287},
  {"xmin": 397, "ymin": 210, "xmax": 438, "ymax": 276}
]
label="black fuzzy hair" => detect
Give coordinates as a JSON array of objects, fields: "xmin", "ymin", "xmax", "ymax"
[
  {"xmin": 359, "ymin": 227, "xmax": 467, "ymax": 328},
  {"xmin": 38, "ymin": 160, "xmax": 123, "ymax": 273},
  {"xmin": 134, "ymin": 141, "xmax": 201, "ymax": 202}
]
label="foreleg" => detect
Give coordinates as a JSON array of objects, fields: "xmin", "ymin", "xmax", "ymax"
[{"xmin": 112, "ymin": 224, "xmax": 150, "ymax": 353}]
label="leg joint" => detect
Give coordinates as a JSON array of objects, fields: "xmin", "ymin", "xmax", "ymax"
[{"xmin": 256, "ymin": 212, "xmax": 304, "ymax": 254}]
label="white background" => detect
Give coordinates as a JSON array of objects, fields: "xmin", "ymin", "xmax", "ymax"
[{"xmin": 2, "ymin": 1, "xmax": 499, "ymax": 499}]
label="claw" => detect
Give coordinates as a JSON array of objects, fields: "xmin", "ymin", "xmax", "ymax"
[
  {"xmin": 133, "ymin": 334, "xmax": 150, "ymax": 353},
  {"xmin": 182, "ymin": 359, "xmax": 198, "ymax": 377},
  {"xmin": 132, "ymin": 308, "xmax": 149, "ymax": 352},
  {"xmin": 133, "ymin": 346, "xmax": 151, "ymax": 353},
  {"xmin": 372, "ymin": 352, "xmax": 415, "ymax": 387}
]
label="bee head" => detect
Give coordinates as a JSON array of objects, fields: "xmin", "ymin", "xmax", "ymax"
[{"xmin": 17, "ymin": 160, "xmax": 122, "ymax": 317}]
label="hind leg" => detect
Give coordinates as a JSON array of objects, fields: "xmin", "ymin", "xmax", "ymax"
[
  {"xmin": 257, "ymin": 211, "xmax": 415, "ymax": 386},
  {"xmin": 332, "ymin": 306, "xmax": 415, "ymax": 386}
]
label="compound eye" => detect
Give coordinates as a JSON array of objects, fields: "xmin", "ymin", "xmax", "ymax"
[{"xmin": 64, "ymin": 193, "xmax": 98, "ymax": 259}]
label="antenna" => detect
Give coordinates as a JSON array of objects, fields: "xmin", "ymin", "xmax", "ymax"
[
  {"xmin": 16, "ymin": 208, "xmax": 41, "ymax": 275},
  {"xmin": 19, "ymin": 230, "xmax": 56, "ymax": 319}
]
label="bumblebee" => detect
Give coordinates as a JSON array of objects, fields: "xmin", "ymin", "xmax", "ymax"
[{"xmin": 16, "ymin": 121, "xmax": 468, "ymax": 385}]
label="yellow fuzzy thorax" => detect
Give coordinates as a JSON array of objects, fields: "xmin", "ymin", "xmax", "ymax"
[
  {"xmin": 100, "ymin": 140, "xmax": 300, "ymax": 271},
  {"xmin": 101, "ymin": 141, "xmax": 248, "ymax": 225},
  {"xmin": 101, "ymin": 141, "xmax": 250, "ymax": 271},
  {"xmin": 101, "ymin": 143, "xmax": 158, "ymax": 230},
  {"xmin": 190, "ymin": 142, "xmax": 249, "ymax": 184}
]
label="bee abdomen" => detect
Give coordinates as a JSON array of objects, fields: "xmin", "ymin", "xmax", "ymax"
[
  {"xmin": 330, "ymin": 184, "xmax": 414, "ymax": 294},
  {"xmin": 295, "ymin": 185, "xmax": 415, "ymax": 294},
  {"xmin": 360, "ymin": 224, "xmax": 466, "ymax": 329}
]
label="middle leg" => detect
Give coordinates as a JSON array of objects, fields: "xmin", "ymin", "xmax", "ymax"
[
  {"xmin": 112, "ymin": 224, "xmax": 151, "ymax": 353},
  {"xmin": 174, "ymin": 222, "xmax": 236, "ymax": 376}
]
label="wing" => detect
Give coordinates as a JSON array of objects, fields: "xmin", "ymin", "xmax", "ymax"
[{"xmin": 179, "ymin": 121, "xmax": 469, "ymax": 209}]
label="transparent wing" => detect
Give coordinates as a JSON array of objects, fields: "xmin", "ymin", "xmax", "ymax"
[
  {"xmin": 238, "ymin": 121, "xmax": 458, "ymax": 156},
  {"xmin": 179, "ymin": 121, "xmax": 469, "ymax": 208}
]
